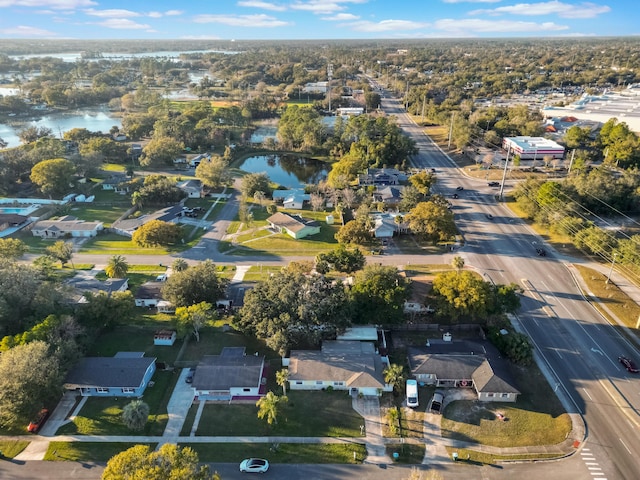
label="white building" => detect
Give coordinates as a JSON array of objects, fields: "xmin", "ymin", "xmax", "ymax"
[{"xmin": 502, "ymin": 136, "xmax": 565, "ymax": 160}]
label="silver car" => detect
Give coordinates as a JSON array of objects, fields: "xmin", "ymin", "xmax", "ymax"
[
  {"xmin": 240, "ymin": 458, "xmax": 269, "ymax": 473},
  {"xmin": 429, "ymin": 392, "xmax": 444, "ymax": 414}
]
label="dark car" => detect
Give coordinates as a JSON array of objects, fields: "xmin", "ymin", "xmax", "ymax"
[
  {"xmin": 456, "ymin": 186, "xmax": 464, "ymax": 191},
  {"xmin": 28, "ymin": 408, "xmax": 49, "ymax": 433},
  {"xmin": 430, "ymin": 168, "xmax": 437, "ymax": 173},
  {"xmin": 451, "ymin": 193, "xmax": 459, "ymax": 199},
  {"xmin": 488, "ymin": 181, "xmax": 501, "ymax": 187},
  {"xmin": 536, "ymin": 248, "xmax": 546, "ymax": 257},
  {"xmin": 619, "ymin": 356, "xmax": 639, "ymax": 373},
  {"xmin": 486, "ymin": 214, "xmax": 494, "ymax": 220},
  {"xmin": 185, "ymin": 367, "xmax": 196, "ymax": 383}
]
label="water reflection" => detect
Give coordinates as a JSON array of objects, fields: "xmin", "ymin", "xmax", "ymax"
[{"xmin": 239, "ymin": 154, "xmax": 328, "ymax": 189}]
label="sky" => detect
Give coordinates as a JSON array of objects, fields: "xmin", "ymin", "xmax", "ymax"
[{"xmin": 0, "ymin": 0, "xmax": 635, "ymax": 40}]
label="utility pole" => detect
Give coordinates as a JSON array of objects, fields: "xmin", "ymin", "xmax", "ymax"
[
  {"xmin": 421, "ymin": 95, "xmax": 426, "ymax": 124},
  {"xmin": 568, "ymin": 149, "xmax": 576, "ymax": 174},
  {"xmin": 498, "ymin": 146, "xmax": 511, "ymax": 201},
  {"xmin": 327, "ymin": 63, "xmax": 333, "ymax": 113},
  {"xmin": 447, "ymin": 113, "xmax": 455, "ymax": 149},
  {"xmin": 606, "ymin": 253, "xmax": 618, "ymax": 284}
]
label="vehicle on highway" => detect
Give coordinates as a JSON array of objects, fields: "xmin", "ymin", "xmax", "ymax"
[
  {"xmin": 239, "ymin": 458, "xmax": 269, "ymax": 473},
  {"xmin": 456, "ymin": 186, "xmax": 464, "ymax": 191},
  {"xmin": 488, "ymin": 181, "xmax": 501, "ymax": 187},
  {"xmin": 536, "ymin": 248, "xmax": 546, "ymax": 257},
  {"xmin": 430, "ymin": 168, "xmax": 436, "ymax": 173},
  {"xmin": 619, "ymin": 356, "xmax": 639, "ymax": 373},
  {"xmin": 486, "ymin": 214, "xmax": 494, "ymax": 220},
  {"xmin": 429, "ymin": 392, "xmax": 444, "ymax": 414},
  {"xmin": 451, "ymin": 193, "xmax": 459, "ymax": 199},
  {"xmin": 406, "ymin": 379, "xmax": 419, "ymax": 408},
  {"xmin": 28, "ymin": 408, "xmax": 49, "ymax": 433}
]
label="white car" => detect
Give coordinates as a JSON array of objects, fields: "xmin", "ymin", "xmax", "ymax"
[{"xmin": 239, "ymin": 458, "xmax": 269, "ymax": 473}]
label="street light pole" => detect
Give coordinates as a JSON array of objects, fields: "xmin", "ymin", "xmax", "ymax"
[{"xmin": 606, "ymin": 253, "xmax": 618, "ymax": 284}]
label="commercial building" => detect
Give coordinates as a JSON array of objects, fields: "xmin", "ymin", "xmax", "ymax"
[{"xmin": 502, "ymin": 136, "xmax": 565, "ymax": 160}]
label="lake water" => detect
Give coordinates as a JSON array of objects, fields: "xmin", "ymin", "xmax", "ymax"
[
  {"xmin": 250, "ymin": 126, "xmax": 277, "ymax": 144},
  {"xmin": 0, "ymin": 108, "xmax": 121, "ymax": 148},
  {"xmin": 239, "ymin": 154, "xmax": 328, "ymax": 189}
]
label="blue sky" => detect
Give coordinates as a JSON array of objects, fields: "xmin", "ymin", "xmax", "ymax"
[{"xmin": 0, "ymin": 0, "xmax": 633, "ymax": 40}]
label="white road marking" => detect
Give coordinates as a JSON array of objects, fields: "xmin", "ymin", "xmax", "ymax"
[
  {"xmin": 620, "ymin": 438, "xmax": 632, "ymax": 455},
  {"xmin": 582, "ymin": 388, "xmax": 594, "ymax": 401},
  {"xmin": 555, "ymin": 349, "xmax": 563, "ymax": 359}
]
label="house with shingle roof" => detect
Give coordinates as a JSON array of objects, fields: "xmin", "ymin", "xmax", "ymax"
[
  {"xmin": 407, "ymin": 340, "xmax": 520, "ymax": 402},
  {"xmin": 31, "ymin": 215, "xmax": 103, "ymax": 238},
  {"xmin": 111, "ymin": 205, "xmax": 185, "ymax": 237},
  {"xmin": 272, "ymin": 189, "xmax": 311, "ymax": 209},
  {"xmin": 177, "ymin": 179, "xmax": 204, "ymax": 198},
  {"xmin": 288, "ymin": 341, "xmax": 393, "ymax": 396},
  {"xmin": 267, "ymin": 212, "xmax": 321, "ymax": 239},
  {"xmin": 65, "ymin": 274, "xmax": 129, "ymax": 304},
  {"xmin": 192, "ymin": 347, "xmax": 266, "ymax": 401},
  {"xmin": 64, "ymin": 352, "xmax": 156, "ymax": 397}
]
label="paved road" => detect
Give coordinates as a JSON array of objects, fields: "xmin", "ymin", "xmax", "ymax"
[{"xmin": 383, "ymin": 92, "xmax": 640, "ymax": 480}]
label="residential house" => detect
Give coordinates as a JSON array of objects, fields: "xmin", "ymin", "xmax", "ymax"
[
  {"xmin": 31, "ymin": 216, "xmax": 104, "ymax": 238},
  {"xmin": 101, "ymin": 174, "xmax": 129, "ymax": 193},
  {"xmin": 64, "ymin": 352, "xmax": 156, "ymax": 397},
  {"xmin": 192, "ymin": 347, "xmax": 266, "ymax": 401},
  {"xmin": 407, "ymin": 339, "xmax": 520, "ymax": 403},
  {"xmin": 373, "ymin": 186, "xmax": 402, "ymax": 206},
  {"xmin": 372, "ymin": 216, "xmax": 397, "ymax": 238},
  {"xmin": 178, "ymin": 179, "xmax": 204, "ymax": 199},
  {"xmin": 272, "ymin": 189, "xmax": 311, "ymax": 210},
  {"xmin": 111, "ymin": 205, "xmax": 185, "ymax": 237},
  {"xmin": 0, "ymin": 213, "xmax": 28, "ymax": 232},
  {"xmin": 112, "ymin": 132, "xmax": 127, "ymax": 142},
  {"xmin": 303, "ymin": 81, "xmax": 329, "ymax": 94},
  {"xmin": 287, "ymin": 341, "xmax": 392, "ymax": 396},
  {"xmin": 267, "ymin": 212, "xmax": 321, "ymax": 239},
  {"xmin": 358, "ymin": 168, "xmax": 407, "ymax": 186},
  {"xmin": 65, "ymin": 275, "xmax": 129, "ymax": 304},
  {"xmin": 134, "ymin": 281, "xmax": 164, "ymax": 308}
]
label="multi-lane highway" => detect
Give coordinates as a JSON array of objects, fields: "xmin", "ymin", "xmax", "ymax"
[{"xmin": 381, "ymin": 91, "xmax": 640, "ymax": 480}]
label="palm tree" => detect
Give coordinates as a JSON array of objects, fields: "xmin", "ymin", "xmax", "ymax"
[
  {"xmin": 452, "ymin": 256, "xmax": 465, "ymax": 273},
  {"xmin": 276, "ymin": 369, "xmax": 289, "ymax": 395},
  {"xmin": 256, "ymin": 391, "xmax": 287, "ymax": 426},
  {"xmin": 383, "ymin": 363, "xmax": 406, "ymax": 395},
  {"xmin": 122, "ymin": 400, "xmax": 149, "ymax": 431},
  {"xmin": 105, "ymin": 254, "xmax": 129, "ymax": 279},
  {"xmin": 172, "ymin": 258, "xmax": 188, "ymax": 272}
]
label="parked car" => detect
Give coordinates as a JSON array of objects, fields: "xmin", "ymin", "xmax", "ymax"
[
  {"xmin": 185, "ymin": 367, "xmax": 196, "ymax": 383},
  {"xmin": 451, "ymin": 193, "xmax": 459, "ymax": 199},
  {"xmin": 456, "ymin": 186, "xmax": 464, "ymax": 191},
  {"xmin": 488, "ymin": 181, "xmax": 501, "ymax": 187},
  {"xmin": 429, "ymin": 392, "xmax": 444, "ymax": 414},
  {"xmin": 156, "ymin": 274, "xmax": 167, "ymax": 282},
  {"xmin": 27, "ymin": 408, "xmax": 49, "ymax": 433},
  {"xmin": 619, "ymin": 356, "xmax": 639, "ymax": 373},
  {"xmin": 239, "ymin": 458, "xmax": 269, "ymax": 473}
]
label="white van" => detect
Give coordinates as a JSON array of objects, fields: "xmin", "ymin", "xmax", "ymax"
[{"xmin": 406, "ymin": 379, "xmax": 419, "ymax": 408}]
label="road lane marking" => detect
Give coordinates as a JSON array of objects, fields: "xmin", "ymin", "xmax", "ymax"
[
  {"xmin": 582, "ymin": 388, "xmax": 593, "ymax": 401},
  {"xmin": 619, "ymin": 438, "xmax": 632, "ymax": 455},
  {"xmin": 555, "ymin": 349, "xmax": 563, "ymax": 359}
]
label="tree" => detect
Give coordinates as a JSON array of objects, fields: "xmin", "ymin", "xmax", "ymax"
[
  {"xmin": 408, "ymin": 171, "xmax": 436, "ymax": 196},
  {"xmin": 122, "ymin": 400, "xmax": 149, "ymax": 432},
  {"xmin": 0, "ymin": 238, "xmax": 28, "ymax": 259},
  {"xmin": 309, "ymin": 193, "xmax": 324, "ymax": 211},
  {"xmin": 195, "ymin": 155, "xmax": 229, "ymax": 189},
  {"xmin": 0, "ymin": 341, "xmax": 61, "ymax": 429},
  {"xmin": 276, "ymin": 369, "xmax": 289, "ymax": 395},
  {"xmin": 140, "ymin": 136, "xmax": 184, "ymax": 168},
  {"xmin": 350, "ymin": 265, "xmax": 411, "ymax": 324},
  {"xmin": 102, "ymin": 443, "xmax": 219, "ymax": 480},
  {"xmin": 30, "ymin": 158, "xmax": 76, "ymax": 197},
  {"xmin": 132, "ymin": 220, "xmax": 183, "ymax": 247},
  {"xmin": 237, "ymin": 270, "xmax": 351, "ymax": 355},
  {"xmin": 335, "ymin": 220, "xmax": 372, "ymax": 246},
  {"xmin": 46, "ymin": 240, "xmax": 74, "ymax": 268},
  {"xmin": 256, "ymin": 391, "xmax": 287, "ymax": 426},
  {"xmin": 240, "ymin": 172, "xmax": 272, "ymax": 198},
  {"xmin": 76, "ymin": 291, "xmax": 136, "ymax": 329},
  {"xmin": 383, "ymin": 363, "xmax": 406, "ymax": 394},
  {"xmin": 405, "ymin": 201, "xmax": 457, "ymax": 243},
  {"xmin": 162, "ymin": 260, "xmax": 229, "ymax": 308},
  {"xmin": 175, "ymin": 302, "xmax": 215, "ymax": 342},
  {"xmin": 172, "ymin": 258, "xmax": 189, "ymax": 272},
  {"xmin": 432, "ymin": 271, "xmax": 493, "ymax": 322},
  {"xmin": 452, "ymin": 256, "xmax": 465, "ymax": 273},
  {"xmin": 18, "ymin": 125, "xmax": 52, "ymax": 144},
  {"xmin": 105, "ymin": 254, "xmax": 129, "ymax": 279},
  {"xmin": 315, "ymin": 245, "xmax": 365, "ymax": 274}
]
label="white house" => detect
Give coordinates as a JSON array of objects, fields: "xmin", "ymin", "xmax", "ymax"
[
  {"xmin": 272, "ymin": 189, "xmax": 310, "ymax": 210},
  {"xmin": 177, "ymin": 179, "xmax": 204, "ymax": 198},
  {"xmin": 267, "ymin": 212, "xmax": 321, "ymax": 240},
  {"xmin": 31, "ymin": 216, "xmax": 104, "ymax": 238}
]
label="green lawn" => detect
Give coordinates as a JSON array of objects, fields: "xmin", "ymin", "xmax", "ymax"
[
  {"xmin": 87, "ymin": 325, "xmax": 182, "ymax": 364},
  {"xmin": 195, "ymin": 390, "xmax": 364, "ymax": 437},
  {"xmin": 45, "ymin": 442, "xmax": 156, "ymax": 462},
  {"xmin": 444, "ymin": 447, "xmax": 562, "ymax": 466},
  {"xmin": 56, "ymin": 370, "xmax": 177, "ymax": 436},
  {"xmin": 385, "ymin": 443, "xmax": 424, "ymax": 464},
  {"xmin": 68, "ymin": 203, "xmax": 129, "ymax": 227},
  {"xmin": 80, "ymin": 233, "xmax": 171, "ymax": 255},
  {"xmin": 179, "ymin": 328, "xmax": 280, "ymax": 363},
  {"xmin": 183, "ymin": 442, "xmax": 366, "ymax": 464},
  {"xmin": 0, "ymin": 440, "xmax": 30, "ymax": 458}
]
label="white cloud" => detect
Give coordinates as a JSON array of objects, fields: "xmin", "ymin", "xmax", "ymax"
[
  {"xmin": 322, "ymin": 13, "xmax": 359, "ymax": 21},
  {"xmin": 237, "ymin": 0, "xmax": 287, "ymax": 11},
  {"xmin": 470, "ymin": 1, "xmax": 611, "ymax": 19},
  {"xmin": 193, "ymin": 13, "xmax": 289, "ymax": 27},
  {"xmin": 147, "ymin": 11, "xmax": 162, "ymax": 18},
  {"xmin": 0, "ymin": 25, "xmax": 58, "ymax": 36},
  {"xmin": 345, "ymin": 19, "xmax": 428, "ymax": 32},
  {"xmin": 291, "ymin": 0, "xmax": 367, "ymax": 14},
  {"xmin": 83, "ymin": 8, "xmax": 139, "ymax": 18},
  {"xmin": 0, "ymin": 0, "xmax": 95, "ymax": 7},
  {"xmin": 164, "ymin": 10, "xmax": 182, "ymax": 16},
  {"xmin": 434, "ymin": 18, "xmax": 569, "ymax": 33},
  {"xmin": 442, "ymin": 0, "xmax": 502, "ymax": 3},
  {"xmin": 95, "ymin": 18, "xmax": 151, "ymax": 30},
  {"xmin": 181, "ymin": 34, "xmax": 222, "ymax": 40}
]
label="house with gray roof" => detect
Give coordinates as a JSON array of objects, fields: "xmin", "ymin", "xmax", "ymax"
[
  {"xmin": 111, "ymin": 205, "xmax": 185, "ymax": 237},
  {"xmin": 272, "ymin": 189, "xmax": 311, "ymax": 210},
  {"xmin": 407, "ymin": 341, "xmax": 520, "ymax": 402},
  {"xmin": 192, "ymin": 347, "xmax": 266, "ymax": 401},
  {"xmin": 65, "ymin": 274, "xmax": 129, "ymax": 304},
  {"xmin": 177, "ymin": 179, "xmax": 204, "ymax": 198},
  {"xmin": 267, "ymin": 212, "xmax": 320, "ymax": 239},
  {"xmin": 64, "ymin": 352, "xmax": 156, "ymax": 397},
  {"xmin": 288, "ymin": 341, "xmax": 393, "ymax": 396},
  {"xmin": 31, "ymin": 215, "xmax": 103, "ymax": 238},
  {"xmin": 134, "ymin": 281, "xmax": 165, "ymax": 308}
]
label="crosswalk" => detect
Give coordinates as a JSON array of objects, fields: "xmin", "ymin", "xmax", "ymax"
[{"xmin": 581, "ymin": 448, "xmax": 607, "ymax": 479}]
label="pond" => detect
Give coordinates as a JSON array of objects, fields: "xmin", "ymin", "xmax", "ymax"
[
  {"xmin": 238, "ymin": 154, "xmax": 329, "ymax": 189},
  {"xmin": 0, "ymin": 107, "xmax": 122, "ymax": 149}
]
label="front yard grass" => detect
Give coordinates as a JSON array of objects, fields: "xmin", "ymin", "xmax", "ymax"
[
  {"xmin": 80, "ymin": 233, "xmax": 171, "ymax": 255},
  {"xmin": 45, "ymin": 442, "xmax": 156, "ymax": 462},
  {"xmin": 56, "ymin": 370, "xmax": 177, "ymax": 436},
  {"xmin": 385, "ymin": 443, "xmax": 424, "ymax": 464},
  {"xmin": 183, "ymin": 442, "xmax": 366, "ymax": 464},
  {"xmin": 195, "ymin": 390, "xmax": 363, "ymax": 437},
  {"xmin": 0, "ymin": 440, "xmax": 30, "ymax": 458},
  {"xmin": 440, "ymin": 362, "xmax": 571, "ymax": 447}
]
